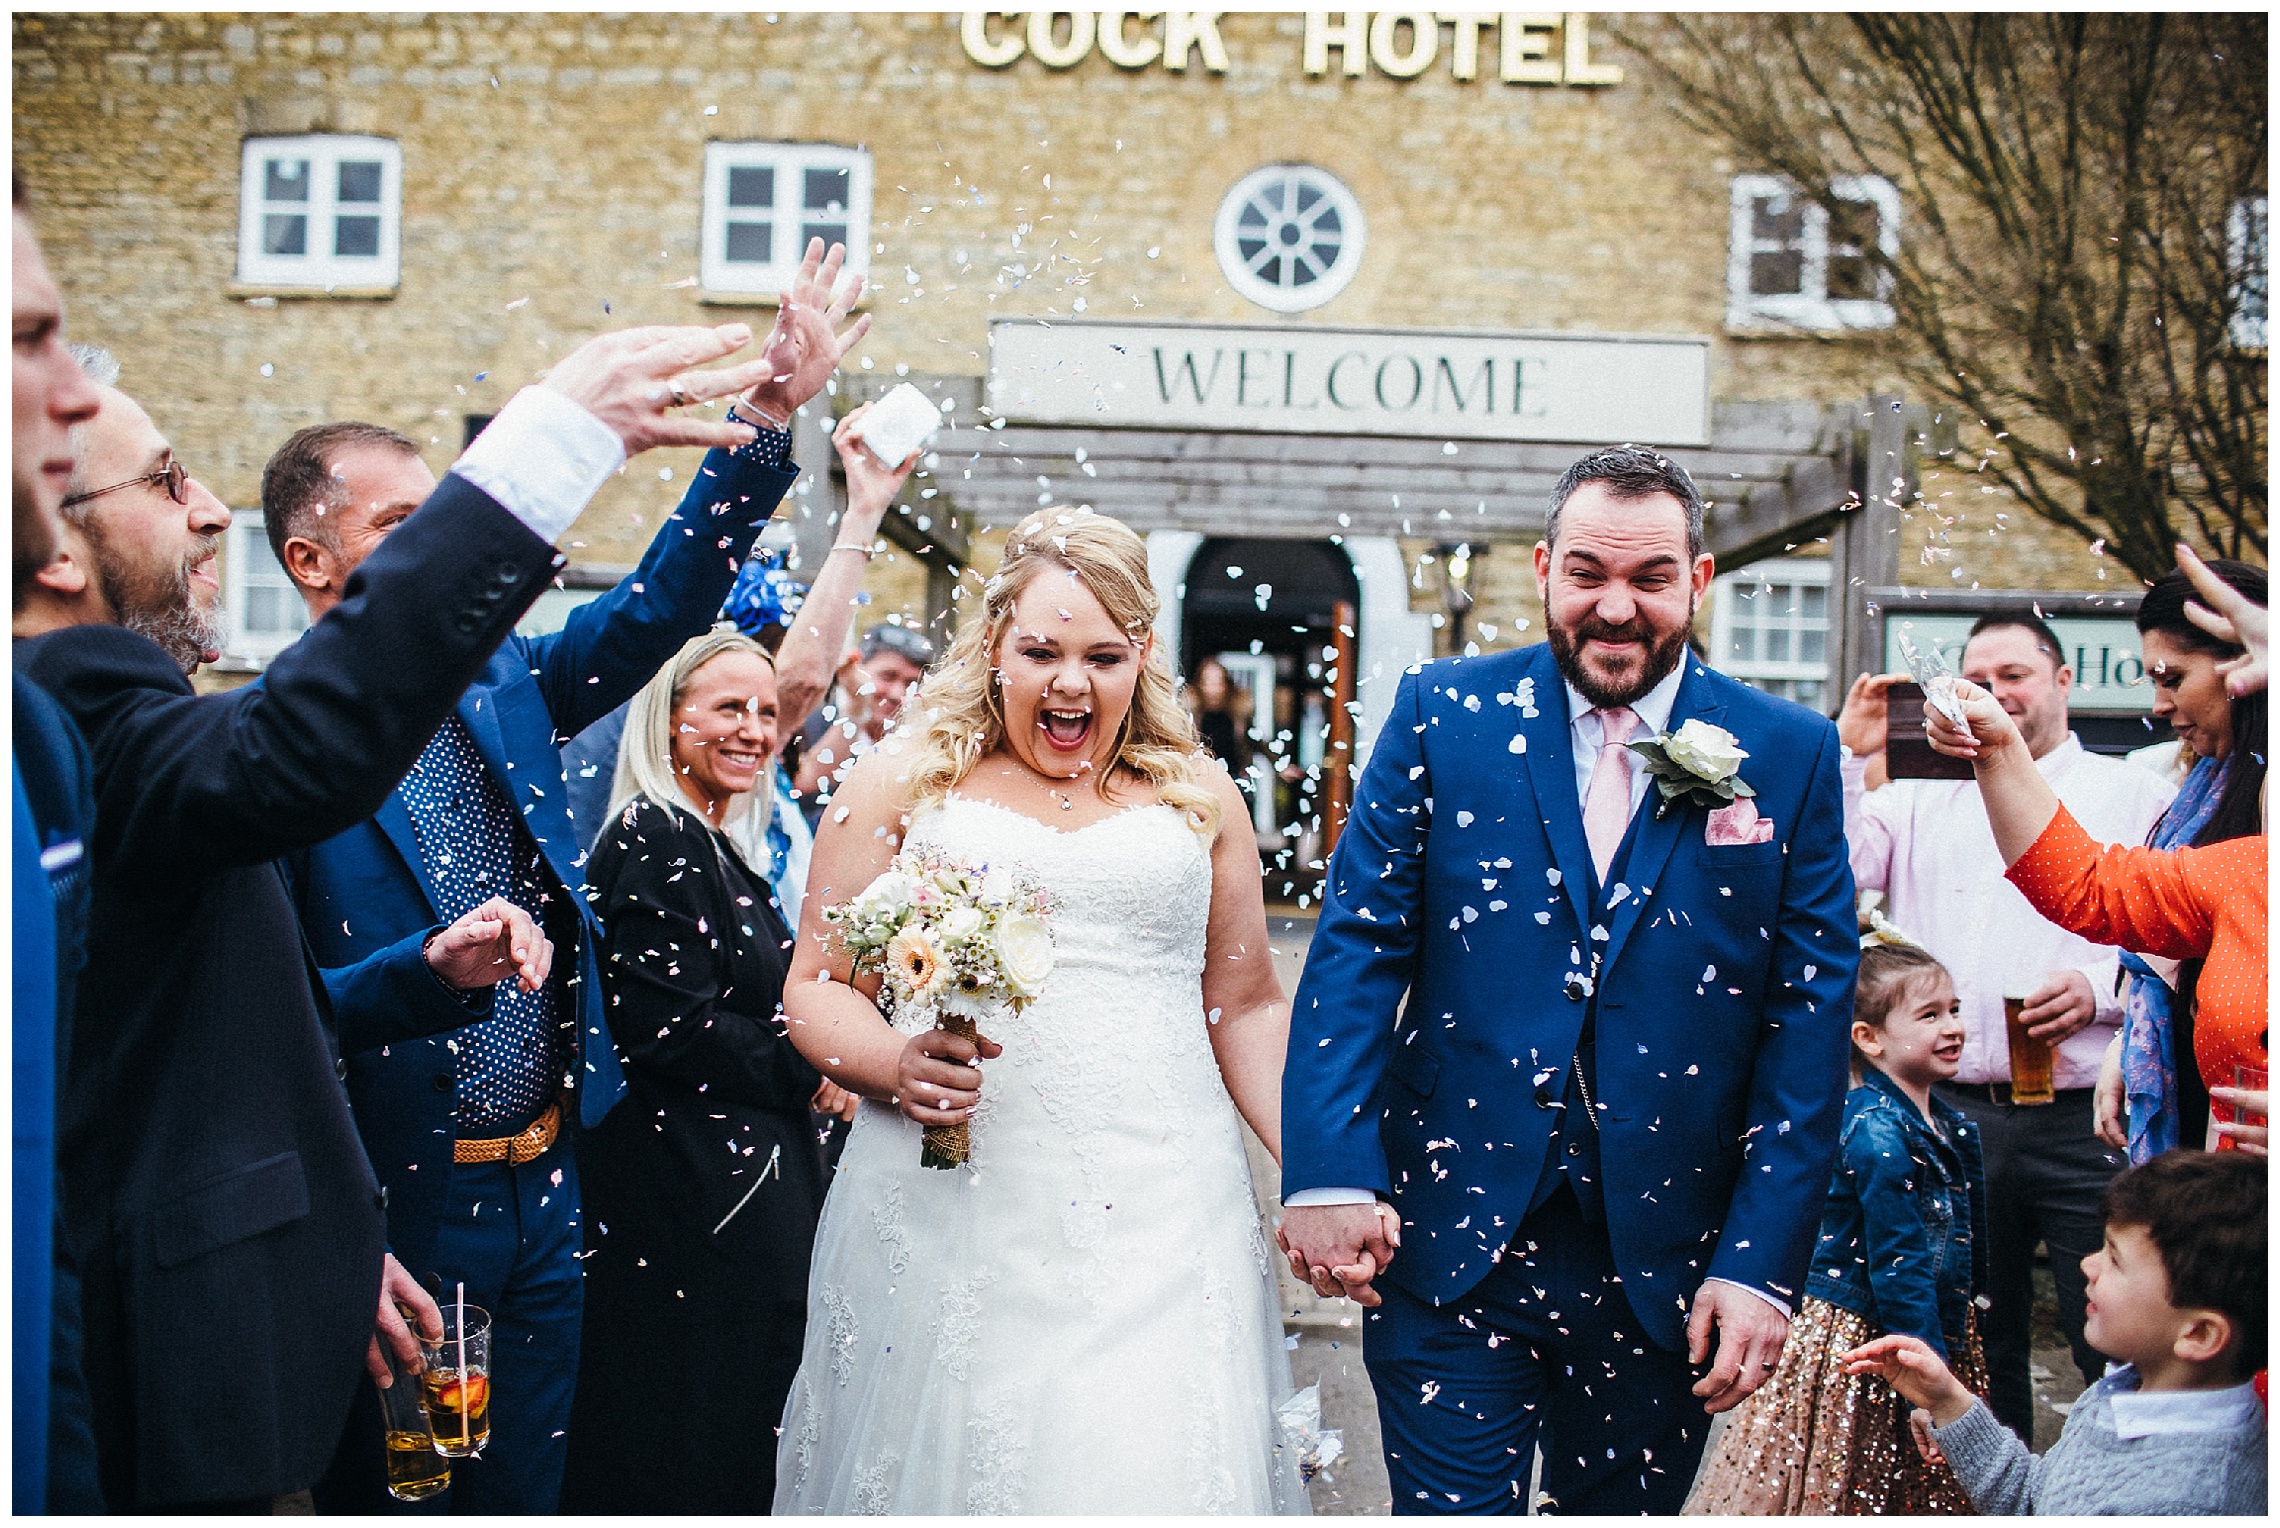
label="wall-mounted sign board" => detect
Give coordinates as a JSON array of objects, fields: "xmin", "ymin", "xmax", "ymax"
[{"xmin": 988, "ymin": 319, "xmax": 1712, "ymax": 445}]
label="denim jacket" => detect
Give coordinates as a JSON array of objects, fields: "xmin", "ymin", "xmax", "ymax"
[{"xmin": 1804, "ymin": 1067, "xmax": 1987, "ymax": 1356}]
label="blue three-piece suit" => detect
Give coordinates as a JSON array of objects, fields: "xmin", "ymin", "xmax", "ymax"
[{"xmin": 1284, "ymin": 643, "xmax": 1859, "ymax": 1514}]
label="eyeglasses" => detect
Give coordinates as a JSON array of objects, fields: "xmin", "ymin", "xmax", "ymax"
[{"xmin": 61, "ymin": 453, "xmax": 189, "ymax": 510}]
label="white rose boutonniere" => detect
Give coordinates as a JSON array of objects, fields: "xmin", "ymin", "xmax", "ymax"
[{"xmin": 1626, "ymin": 718, "xmax": 1757, "ymax": 817}]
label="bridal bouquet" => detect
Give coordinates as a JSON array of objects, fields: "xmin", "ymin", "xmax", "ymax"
[{"xmin": 822, "ymin": 849, "xmax": 1055, "ymax": 1169}]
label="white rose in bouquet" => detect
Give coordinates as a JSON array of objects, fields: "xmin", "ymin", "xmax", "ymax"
[
  {"xmin": 940, "ymin": 905, "xmax": 986, "ymax": 945},
  {"xmin": 1662, "ymin": 718, "xmax": 1748, "ymax": 783},
  {"xmin": 994, "ymin": 910, "xmax": 1055, "ymax": 1000},
  {"xmin": 977, "ymin": 866, "xmax": 1015, "ymax": 909},
  {"xmin": 855, "ymin": 870, "xmax": 913, "ymax": 923}
]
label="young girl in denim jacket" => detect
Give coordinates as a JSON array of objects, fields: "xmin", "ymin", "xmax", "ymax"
[{"xmin": 1690, "ymin": 935, "xmax": 1990, "ymax": 1515}]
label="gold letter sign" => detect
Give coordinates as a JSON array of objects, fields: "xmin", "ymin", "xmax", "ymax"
[{"xmin": 962, "ymin": 12, "xmax": 1619, "ymax": 85}]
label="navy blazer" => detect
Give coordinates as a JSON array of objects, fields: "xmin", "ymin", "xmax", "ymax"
[
  {"xmin": 1282, "ymin": 643, "xmax": 1859, "ymax": 1351},
  {"xmin": 16, "ymin": 480, "xmax": 562, "ymax": 1507},
  {"xmin": 286, "ymin": 445, "xmax": 796, "ymax": 1278}
]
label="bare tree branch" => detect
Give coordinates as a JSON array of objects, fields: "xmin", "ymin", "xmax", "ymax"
[{"xmin": 1620, "ymin": 13, "xmax": 2267, "ymax": 582}]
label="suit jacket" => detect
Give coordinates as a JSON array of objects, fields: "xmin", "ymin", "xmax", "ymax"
[
  {"xmin": 14, "ymin": 479, "xmax": 561, "ymax": 1507},
  {"xmin": 286, "ymin": 445, "xmax": 796, "ymax": 1279},
  {"xmin": 1282, "ymin": 644, "xmax": 1859, "ymax": 1350},
  {"xmin": 12, "ymin": 676, "xmax": 99, "ymax": 1512}
]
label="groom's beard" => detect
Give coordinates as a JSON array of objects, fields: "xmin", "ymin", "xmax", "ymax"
[
  {"xmin": 92, "ymin": 529, "xmax": 228, "ymax": 674},
  {"xmin": 1547, "ymin": 600, "xmax": 1694, "ymax": 710}
]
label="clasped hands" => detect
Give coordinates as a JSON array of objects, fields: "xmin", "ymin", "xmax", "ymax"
[{"xmin": 1276, "ymin": 1205, "xmax": 1789, "ymax": 1413}]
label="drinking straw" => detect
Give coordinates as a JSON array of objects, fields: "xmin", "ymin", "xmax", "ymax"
[{"xmin": 455, "ymin": 1281, "xmax": 469, "ymax": 1449}]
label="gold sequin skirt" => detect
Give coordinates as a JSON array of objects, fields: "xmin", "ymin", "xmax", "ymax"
[{"xmin": 1685, "ymin": 1297, "xmax": 1988, "ymax": 1516}]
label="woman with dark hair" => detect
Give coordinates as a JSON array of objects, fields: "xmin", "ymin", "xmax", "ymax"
[
  {"xmin": 2095, "ymin": 557, "xmax": 2269, "ymax": 1160},
  {"xmin": 1928, "ymin": 547, "xmax": 2266, "ymax": 1164}
]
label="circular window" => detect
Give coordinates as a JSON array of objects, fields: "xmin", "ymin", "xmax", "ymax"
[{"xmin": 1213, "ymin": 165, "xmax": 1366, "ymax": 313}]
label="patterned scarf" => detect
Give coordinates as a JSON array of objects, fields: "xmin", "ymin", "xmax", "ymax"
[{"xmin": 2118, "ymin": 754, "xmax": 2227, "ymax": 1162}]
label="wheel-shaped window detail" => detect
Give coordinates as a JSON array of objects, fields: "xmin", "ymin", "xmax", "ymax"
[{"xmin": 1213, "ymin": 165, "xmax": 1367, "ymax": 313}]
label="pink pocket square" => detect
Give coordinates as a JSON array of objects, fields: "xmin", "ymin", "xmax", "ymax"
[{"xmin": 1705, "ymin": 798, "xmax": 1775, "ymax": 845}]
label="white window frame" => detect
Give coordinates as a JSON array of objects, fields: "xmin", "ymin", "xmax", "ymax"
[
  {"xmin": 2230, "ymin": 196, "xmax": 2268, "ymax": 352},
  {"xmin": 218, "ymin": 511, "xmax": 311, "ymax": 669},
  {"xmin": 700, "ymin": 142, "xmax": 874, "ymax": 299},
  {"xmin": 1709, "ymin": 559, "xmax": 1832, "ymax": 710},
  {"xmin": 1726, "ymin": 173, "xmax": 1899, "ymax": 333},
  {"xmin": 235, "ymin": 135, "xmax": 402, "ymax": 290},
  {"xmin": 1213, "ymin": 164, "xmax": 1368, "ymax": 314}
]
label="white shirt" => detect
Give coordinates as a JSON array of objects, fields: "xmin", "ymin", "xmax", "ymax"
[
  {"xmin": 1291, "ymin": 659, "xmax": 1783, "ymax": 1313},
  {"xmin": 2104, "ymin": 1367, "xmax": 2264, "ymax": 1440},
  {"xmin": 451, "ymin": 385, "xmax": 627, "ymax": 544},
  {"xmin": 1844, "ymin": 735, "xmax": 2176, "ymax": 1089}
]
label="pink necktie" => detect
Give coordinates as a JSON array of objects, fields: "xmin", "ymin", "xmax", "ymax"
[{"xmin": 1584, "ymin": 706, "xmax": 1640, "ymax": 884}]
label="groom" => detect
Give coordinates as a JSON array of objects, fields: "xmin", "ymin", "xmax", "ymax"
[{"xmin": 1281, "ymin": 447, "xmax": 1858, "ymax": 1513}]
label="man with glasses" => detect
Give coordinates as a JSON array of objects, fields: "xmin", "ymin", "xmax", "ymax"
[
  {"xmin": 14, "ymin": 317, "xmax": 786, "ymax": 1510},
  {"xmin": 14, "ymin": 357, "xmax": 226, "ymax": 665}
]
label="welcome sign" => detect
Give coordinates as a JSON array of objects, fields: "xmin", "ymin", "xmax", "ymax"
[{"xmin": 987, "ymin": 319, "xmax": 1712, "ymax": 445}]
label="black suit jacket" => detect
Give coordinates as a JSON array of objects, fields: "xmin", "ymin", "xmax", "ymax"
[{"xmin": 14, "ymin": 478, "xmax": 560, "ymax": 1507}]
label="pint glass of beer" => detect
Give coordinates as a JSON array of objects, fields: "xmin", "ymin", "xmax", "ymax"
[{"xmin": 2002, "ymin": 988, "xmax": 2056, "ymax": 1105}]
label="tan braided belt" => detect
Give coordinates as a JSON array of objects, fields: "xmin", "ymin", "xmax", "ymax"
[{"xmin": 454, "ymin": 1099, "xmax": 561, "ymax": 1166}]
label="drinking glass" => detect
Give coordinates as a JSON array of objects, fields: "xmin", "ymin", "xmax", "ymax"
[
  {"xmin": 2002, "ymin": 988, "xmax": 2055, "ymax": 1105},
  {"xmin": 376, "ymin": 1336, "xmax": 450, "ymax": 1500},
  {"xmin": 418, "ymin": 1303, "xmax": 492, "ymax": 1458}
]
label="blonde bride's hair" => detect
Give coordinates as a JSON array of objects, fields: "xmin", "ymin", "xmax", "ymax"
[{"xmin": 897, "ymin": 507, "xmax": 1220, "ymax": 837}]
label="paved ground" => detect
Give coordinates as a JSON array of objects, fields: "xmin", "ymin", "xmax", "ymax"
[{"xmin": 1249, "ymin": 913, "xmax": 2090, "ymax": 1514}]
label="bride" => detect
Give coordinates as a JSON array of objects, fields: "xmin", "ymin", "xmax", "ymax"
[{"xmin": 773, "ymin": 508, "xmax": 1308, "ymax": 1515}]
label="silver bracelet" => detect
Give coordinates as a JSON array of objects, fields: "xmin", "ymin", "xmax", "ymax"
[{"xmin": 830, "ymin": 542, "xmax": 875, "ymax": 558}]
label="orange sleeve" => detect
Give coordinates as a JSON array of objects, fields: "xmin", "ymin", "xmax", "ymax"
[{"xmin": 2003, "ymin": 806, "xmax": 2218, "ymax": 962}]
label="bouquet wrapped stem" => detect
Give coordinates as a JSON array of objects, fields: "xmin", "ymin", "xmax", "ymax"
[
  {"xmin": 821, "ymin": 848, "xmax": 1055, "ymax": 1172},
  {"xmin": 921, "ymin": 1012, "xmax": 980, "ymax": 1171}
]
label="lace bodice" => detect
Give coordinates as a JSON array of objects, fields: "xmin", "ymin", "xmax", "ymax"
[{"xmin": 774, "ymin": 794, "xmax": 1306, "ymax": 1516}]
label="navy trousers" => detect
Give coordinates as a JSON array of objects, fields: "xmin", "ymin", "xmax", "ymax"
[
  {"xmin": 317, "ymin": 1139, "xmax": 582, "ymax": 1515},
  {"xmin": 1364, "ymin": 1188, "xmax": 1710, "ymax": 1515}
]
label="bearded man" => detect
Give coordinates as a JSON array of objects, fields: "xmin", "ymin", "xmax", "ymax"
[{"xmin": 1279, "ymin": 445, "xmax": 1859, "ymax": 1513}]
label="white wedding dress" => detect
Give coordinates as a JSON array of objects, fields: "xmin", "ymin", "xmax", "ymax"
[{"xmin": 773, "ymin": 796, "xmax": 1310, "ymax": 1515}]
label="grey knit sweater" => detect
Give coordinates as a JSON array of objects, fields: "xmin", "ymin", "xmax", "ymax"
[{"xmin": 1933, "ymin": 1367, "xmax": 2267, "ymax": 1516}]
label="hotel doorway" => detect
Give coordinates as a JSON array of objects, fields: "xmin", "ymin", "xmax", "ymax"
[{"xmin": 1179, "ymin": 538, "xmax": 1361, "ymax": 905}]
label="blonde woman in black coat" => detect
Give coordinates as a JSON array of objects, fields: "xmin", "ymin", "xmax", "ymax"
[{"xmin": 561, "ymin": 628, "xmax": 849, "ymax": 1512}]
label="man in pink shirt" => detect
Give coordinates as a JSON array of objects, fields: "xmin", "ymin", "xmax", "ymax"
[{"xmin": 1839, "ymin": 613, "xmax": 2175, "ymax": 1445}]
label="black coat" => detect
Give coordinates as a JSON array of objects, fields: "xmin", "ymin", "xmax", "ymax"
[
  {"xmin": 562, "ymin": 795, "xmax": 824, "ymax": 1514},
  {"xmin": 13, "ymin": 481, "xmax": 560, "ymax": 1507}
]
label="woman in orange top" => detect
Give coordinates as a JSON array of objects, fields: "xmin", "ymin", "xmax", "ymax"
[{"xmin": 1924, "ymin": 548, "xmax": 2269, "ymax": 1157}]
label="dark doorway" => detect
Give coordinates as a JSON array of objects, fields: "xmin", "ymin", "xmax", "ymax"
[{"xmin": 1180, "ymin": 539, "xmax": 1360, "ymax": 906}]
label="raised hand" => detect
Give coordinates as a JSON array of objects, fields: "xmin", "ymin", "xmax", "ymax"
[
  {"xmin": 742, "ymin": 238, "xmax": 873, "ymax": 428},
  {"xmin": 1836, "ymin": 672, "xmax": 1905, "ymax": 759},
  {"xmin": 1842, "ymin": 1333, "xmax": 1976, "ymax": 1426},
  {"xmin": 1685, "ymin": 1280, "xmax": 1790, "ymax": 1413},
  {"xmin": 832, "ymin": 402, "xmax": 921, "ymax": 536},
  {"xmin": 2176, "ymin": 543, "xmax": 2269, "ymax": 699},
  {"xmin": 425, "ymin": 895, "xmax": 553, "ymax": 993},
  {"xmin": 1921, "ymin": 676, "xmax": 2022, "ymax": 762},
  {"xmin": 540, "ymin": 322, "xmax": 777, "ymax": 456}
]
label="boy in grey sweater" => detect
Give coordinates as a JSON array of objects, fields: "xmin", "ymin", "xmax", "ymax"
[{"xmin": 1847, "ymin": 1150, "xmax": 2265, "ymax": 1515}]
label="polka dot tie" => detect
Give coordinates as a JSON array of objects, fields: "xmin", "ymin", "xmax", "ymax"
[{"xmin": 399, "ymin": 716, "xmax": 570, "ymax": 1133}]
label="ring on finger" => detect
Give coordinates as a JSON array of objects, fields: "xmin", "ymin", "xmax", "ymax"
[{"xmin": 666, "ymin": 379, "xmax": 691, "ymax": 408}]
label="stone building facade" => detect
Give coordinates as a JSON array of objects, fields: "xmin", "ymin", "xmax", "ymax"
[{"xmin": 15, "ymin": 11, "xmax": 2153, "ymax": 841}]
